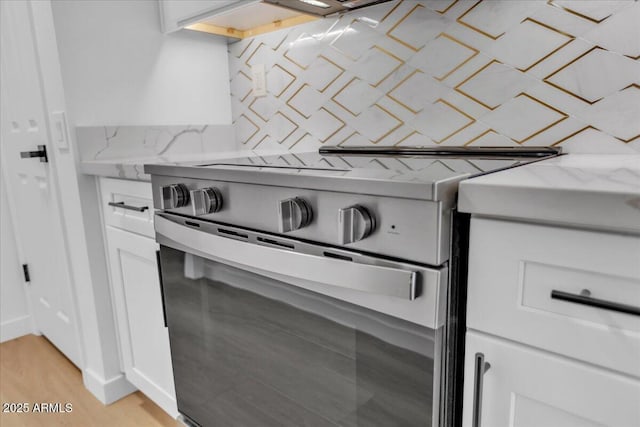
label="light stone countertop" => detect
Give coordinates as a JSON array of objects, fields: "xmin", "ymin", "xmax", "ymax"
[
  {"xmin": 80, "ymin": 150, "xmax": 260, "ymax": 181},
  {"xmin": 75, "ymin": 125, "xmax": 293, "ymax": 181},
  {"xmin": 459, "ymin": 154, "xmax": 640, "ymax": 233}
]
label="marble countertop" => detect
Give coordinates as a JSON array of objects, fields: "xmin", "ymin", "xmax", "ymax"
[
  {"xmin": 459, "ymin": 154, "xmax": 640, "ymax": 233},
  {"xmin": 80, "ymin": 150, "xmax": 261, "ymax": 181},
  {"xmin": 77, "ymin": 125, "xmax": 256, "ymax": 181}
]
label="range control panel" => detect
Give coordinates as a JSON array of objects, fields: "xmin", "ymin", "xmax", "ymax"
[{"xmin": 151, "ymin": 176, "xmax": 448, "ymax": 266}]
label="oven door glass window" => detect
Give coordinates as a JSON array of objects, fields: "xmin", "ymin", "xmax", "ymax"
[{"xmin": 159, "ymin": 245, "xmax": 435, "ymax": 427}]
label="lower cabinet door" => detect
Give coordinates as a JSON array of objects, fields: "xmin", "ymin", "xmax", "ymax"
[
  {"xmin": 462, "ymin": 331, "xmax": 640, "ymax": 427},
  {"xmin": 106, "ymin": 226, "xmax": 177, "ymax": 417}
]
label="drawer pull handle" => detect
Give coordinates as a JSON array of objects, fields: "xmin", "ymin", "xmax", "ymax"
[
  {"xmin": 108, "ymin": 201, "xmax": 149, "ymax": 212},
  {"xmin": 551, "ymin": 289, "xmax": 640, "ymax": 316},
  {"xmin": 472, "ymin": 352, "xmax": 490, "ymax": 427}
]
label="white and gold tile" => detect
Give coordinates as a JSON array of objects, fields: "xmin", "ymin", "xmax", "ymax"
[
  {"xmin": 287, "ymin": 83, "xmax": 326, "ymax": 118},
  {"xmin": 285, "ymin": 33, "xmax": 327, "ymax": 69},
  {"xmin": 304, "ymin": 108, "xmax": 345, "ymax": 143},
  {"xmin": 351, "ymin": 46, "xmax": 404, "ymax": 87},
  {"xmin": 332, "ymin": 77, "xmax": 385, "ymax": 116},
  {"xmin": 388, "ymin": 70, "xmax": 448, "ymax": 113},
  {"xmin": 409, "ymin": 33, "xmax": 479, "ymax": 82},
  {"xmin": 548, "ymin": 0, "xmax": 633, "ymax": 23},
  {"xmin": 581, "ymin": 2, "xmax": 639, "ymax": 58},
  {"xmin": 409, "ymin": 99, "xmax": 474, "ymax": 143},
  {"xmin": 235, "ymin": 114, "xmax": 260, "ymax": 145},
  {"xmin": 529, "ymin": 2, "xmax": 596, "ymax": 37},
  {"xmin": 231, "ymin": 70, "xmax": 253, "ymax": 101},
  {"xmin": 249, "ymin": 95, "xmax": 280, "ymax": 122},
  {"xmin": 575, "ymin": 86, "xmax": 640, "ymax": 142},
  {"xmin": 300, "ymin": 55, "xmax": 344, "ymax": 92},
  {"xmin": 488, "ymin": 18, "xmax": 573, "ymax": 71},
  {"xmin": 331, "ymin": 20, "xmax": 382, "ymax": 60},
  {"xmin": 228, "ymin": 0, "xmax": 640, "ymax": 153},
  {"xmin": 266, "ymin": 64, "xmax": 296, "ymax": 98},
  {"xmin": 456, "ymin": 60, "xmax": 536, "ymax": 109},
  {"xmin": 457, "ymin": 0, "xmax": 545, "ymax": 40},
  {"xmin": 387, "ymin": 3, "xmax": 451, "ymax": 51},
  {"xmin": 480, "ymin": 93, "xmax": 567, "ymax": 143},
  {"xmin": 265, "ymin": 111, "xmax": 298, "ymax": 143},
  {"xmin": 349, "ymin": 103, "xmax": 403, "ymax": 143},
  {"xmin": 553, "ymin": 127, "xmax": 637, "ymax": 153},
  {"xmin": 545, "ymin": 47, "xmax": 639, "ymax": 103}
]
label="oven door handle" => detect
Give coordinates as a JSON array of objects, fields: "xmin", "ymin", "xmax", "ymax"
[{"xmin": 155, "ymin": 214, "xmax": 418, "ymax": 300}]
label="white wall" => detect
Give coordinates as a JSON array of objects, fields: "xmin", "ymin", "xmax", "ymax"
[
  {"xmin": 0, "ymin": 172, "xmax": 31, "ymax": 342},
  {"xmin": 51, "ymin": 0, "xmax": 231, "ymax": 126}
]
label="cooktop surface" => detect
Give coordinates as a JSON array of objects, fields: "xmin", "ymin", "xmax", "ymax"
[
  {"xmin": 194, "ymin": 147, "xmax": 559, "ymax": 183},
  {"xmin": 145, "ymin": 147, "xmax": 561, "ymax": 201}
]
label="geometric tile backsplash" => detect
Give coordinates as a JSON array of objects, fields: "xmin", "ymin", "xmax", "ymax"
[{"xmin": 228, "ymin": 0, "xmax": 640, "ymax": 153}]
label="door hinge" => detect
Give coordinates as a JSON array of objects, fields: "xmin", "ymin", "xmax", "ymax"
[{"xmin": 22, "ymin": 264, "xmax": 31, "ymax": 283}]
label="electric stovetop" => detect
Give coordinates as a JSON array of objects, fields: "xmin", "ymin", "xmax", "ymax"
[{"xmin": 145, "ymin": 146, "xmax": 562, "ymax": 202}]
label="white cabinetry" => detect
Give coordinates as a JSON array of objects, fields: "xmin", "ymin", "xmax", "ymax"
[
  {"xmin": 158, "ymin": 0, "xmax": 315, "ymax": 40},
  {"xmin": 159, "ymin": 0, "xmax": 239, "ymax": 33},
  {"xmin": 463, "ymin": 331, "xmax": 640, "ymax": 427},
  {"xmin": 463, "ymin": 217, "xmax": 640, "ymax": 427},
  {"xmin": 99, "ymin": 177, "xmax": 177, "ymax": 417}
]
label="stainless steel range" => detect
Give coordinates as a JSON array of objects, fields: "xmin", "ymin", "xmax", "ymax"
[{"xmin": 145, "ymin": 146, "xmax": 560, "ymax": 427}]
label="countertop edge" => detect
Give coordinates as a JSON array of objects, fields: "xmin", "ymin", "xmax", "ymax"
[{"xmin": 458, "ymin": 155, "xmax": 640, "ymax": 234}]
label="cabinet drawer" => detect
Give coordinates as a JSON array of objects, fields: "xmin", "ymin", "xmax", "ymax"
[
  {"xmin": 462, "ymin": 331, "xmax": 640, "ymax": 427},
  {"xmin": 100, "ymin": 177, "xmax": 154, "ymax": 238},
  {"xmin": 467, "ymin": 218, "xmax": 640, "ymax": 377}
]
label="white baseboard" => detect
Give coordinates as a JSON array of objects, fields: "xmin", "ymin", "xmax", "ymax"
[
  {"xmin": 0, "ymin": 315, "xmax": 32, "ymax": 343},
  {"xmin": 82, "ymin": 368, "xmax": 137, "ymax": 405}
]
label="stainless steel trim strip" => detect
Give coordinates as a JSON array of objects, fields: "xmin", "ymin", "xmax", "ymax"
[
  {"xmin": 319, "ymin": 146, "xmax": 562, "ymax": 158},
  {"xmin": 155, "ymin": 213, "xmax": 418, "ymax": 300}
]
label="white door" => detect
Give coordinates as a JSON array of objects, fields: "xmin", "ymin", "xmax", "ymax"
[
  {"xmin": 0, "ymin": 0, "xmax": 81, "ymax": 366},
  {"xmin": 105, "ymin": 226, "xmax": 177, "ymax": 416},
  {"xmin": 462, "ymin": 331, "xmax": 640, "ymax": 427}
]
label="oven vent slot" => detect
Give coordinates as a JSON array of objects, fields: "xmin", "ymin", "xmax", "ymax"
[
  {"xmin": 217, "ymin": 228, "xmax": 249, "ymax": 240},
  {"xmin": 185, "ymin": 221, "xmax": 200, "ymax": 228},
  {"xmin": 257, "ymin": 237, "xmax": 294, "ymax": 250},
  {"xmin": 323, "ymin": 251, "xmax": 353, "ymax": 262}
]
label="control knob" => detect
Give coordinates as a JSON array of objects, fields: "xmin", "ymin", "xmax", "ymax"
[
  {"xmin": 191, "ymin": 187, "xmax": 223, "ymax": 216},
  {"xmin": 278, "ymin": 197, "xmax": 313, "ymax": 233},
  {"xmin": 339, "ymin": 205, "xmax": 375, "ymax": 244},
  {"xmin": 161, "ymin": 183, "xmax": 189, "ymax": 209}
]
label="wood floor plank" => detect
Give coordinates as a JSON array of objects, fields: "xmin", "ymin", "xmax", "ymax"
[{"xmin": 0, "ymin": 335, "xmax": 178, "ymax": 427}]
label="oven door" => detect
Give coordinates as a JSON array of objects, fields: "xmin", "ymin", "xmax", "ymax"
[{"xmin": 155, "ymin": 213, "xmax": 447, "ymax": 427}]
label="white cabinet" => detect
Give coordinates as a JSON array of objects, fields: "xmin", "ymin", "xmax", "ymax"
[
  {"xmin": 159, "ymin": 0, "xmax": 239, "ymax": 33},
  {"xmin": 467, "ymin": 218, "xmax": 640, "ymax": 377},
  {"xmin": 463, "ymin": 217, "xmax": 640, "ymax": 427},
  {"xmin": 158, "ymin": 0, "xmax": 316, "ymax": 40},
  {"xmin": 100, "ymin": 178, "xmax": 177, "ymax": 417},
  {"xmin": 463, "ymin": 331, "xmax": 640, "ymax": 427},
  {"xmin": 100, "ymin": 177, "xmax": 155, "ymax": 238}
]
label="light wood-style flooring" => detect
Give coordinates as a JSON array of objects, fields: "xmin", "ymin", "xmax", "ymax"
[{"xmin": 0, "ymin": 334, "xmax": 178, "ymax": 427}]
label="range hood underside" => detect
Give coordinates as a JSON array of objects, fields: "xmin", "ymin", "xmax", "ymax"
[
  {"xmin": 264, "ymin": 0, "xmax": 393, "ymax": 18},
  {"xmin": 184, "ymin": 0, "xmax": 392, "ymax": 40}
]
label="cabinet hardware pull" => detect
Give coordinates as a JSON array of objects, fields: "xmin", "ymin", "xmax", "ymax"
[
  {"xmin": 472, "ymin": 352, "xmax": 490, "ymax": 427},
  {"xmin": 551, "ymin": 289, "xmax": 640, "ymax": 317},
  {"xmin": 108, "ymin": 201, "xmax": 149, "ymax": 212}
]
